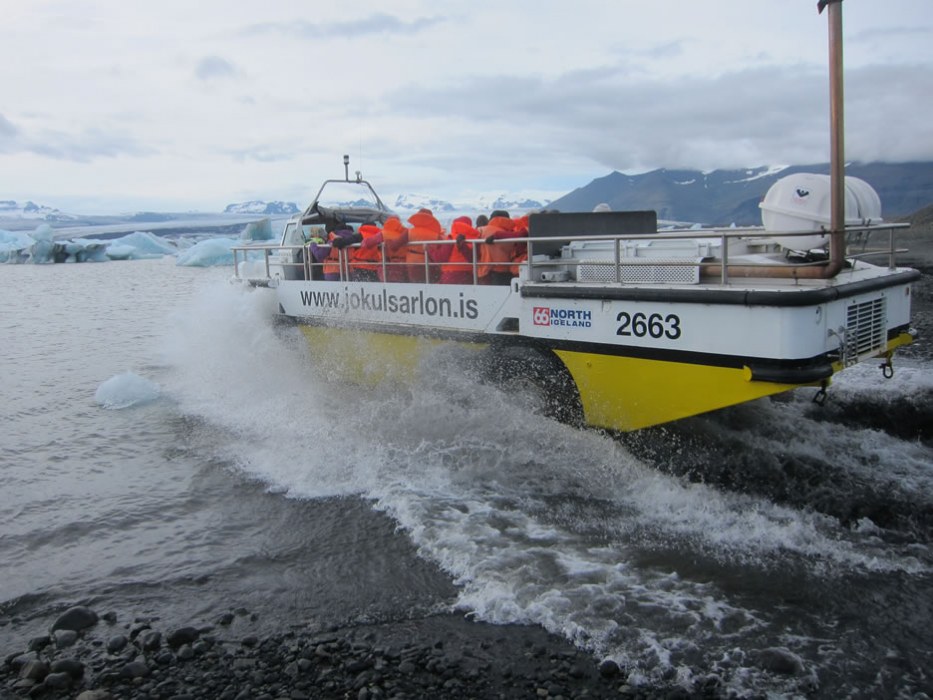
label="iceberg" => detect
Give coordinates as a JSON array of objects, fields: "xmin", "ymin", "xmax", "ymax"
[
  {"xmin": 93, "ymin": 231, "xmax": 178, "ymax": 260},
  {"xmin": 240, "ymin": 218, "xmax": 274, "ymax": 241},
  {"xmin": 95, "ymin": 372, "xmax": 161, "ymax": 409},
  {"xmin": 0, "ymin": 229, "xmax": 36, "ymax": 263},
  {"xmin": 1, "ymin": 219, "xmax": 271, "ymax": 266},
  {"xmin": 175, "ymin": 237, "xmax": 240, "ymax": 267}
]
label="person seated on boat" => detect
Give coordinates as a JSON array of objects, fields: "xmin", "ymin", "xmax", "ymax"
[
  {"xmin": 507, "ymin": 214, "xmax": 530, "ymax": 279},
  {"xmin": 475, "ymin": 214, "xmax": 489, "ymax": 228},
  {"xmin": 311, "ymin": 225, "xmax": 356, "ymax": 281},
  {"xmin": 359, "ymin": 215, "xmax": 409, "ymax": 283},
  {"xmin": 429, "ymin": 216, "xmax": 482, "ymax": 284},
  {"xmin": 349, "ymin": 222, "xmax": 382, "ymax": 282},
  {"xmin": 406, "ymin": 209, "xmax": 444, "ymax": 283},
  {"xmin": 478, "ymin": 212, "xmax": 520, "ymax": 285},
  {"xmin": 301, "ymin": 227, "xmax": 326, "ymax": 280}
]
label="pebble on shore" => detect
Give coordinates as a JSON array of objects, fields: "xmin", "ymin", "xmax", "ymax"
[{"xmin": 0, "ymin": 604, "xmax": 721, "ymax": 700}]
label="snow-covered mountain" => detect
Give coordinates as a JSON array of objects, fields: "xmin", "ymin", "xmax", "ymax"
[
  {"xmin": 392, "ymin": 193, "xmax": 550, "ymax": 216},
  {"xmin": 0, "ymin": 200, "xmax": 77, "ymax": 222},
  {"xmin": 223, "ymin": 201, "xmax": 300, "ymax": 216},
  {"xmin": 393, "ymin": 194, "xmax": 458, "ymax": 214}
]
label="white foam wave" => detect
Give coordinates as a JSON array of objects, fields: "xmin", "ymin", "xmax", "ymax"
[{"xmin": 158, "ymin": 279, "xmax": 933, "ymax": 690}]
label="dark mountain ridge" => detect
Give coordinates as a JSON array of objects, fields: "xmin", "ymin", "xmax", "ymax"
[{"xmin": 548, "ymin": 162, "xmax": 933, "ymax": 226}]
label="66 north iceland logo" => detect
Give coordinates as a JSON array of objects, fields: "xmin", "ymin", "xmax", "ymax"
[{"xmin": 532, "ymin": 306, "xmax": 592, "ymax": 328}]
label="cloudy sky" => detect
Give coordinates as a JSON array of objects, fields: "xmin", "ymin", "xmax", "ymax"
[{"xmin": 1, "ymin": 0, "xmax": 931, "ymax": 214}]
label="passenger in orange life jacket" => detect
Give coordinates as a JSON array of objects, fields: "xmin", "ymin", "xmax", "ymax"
[
  {"xmin": 348, "ymin": 223, "xmax": 382, "ymax": 282},
  {"xmin": 406, "ymin": 209, "xmax": 443, "ymax": 283},
  {"xmin": 508, "ymin": 214, "xmax": 530, "ymax": 278},
  {"xmin": 359, "ymin": 216, "xmax": 409, "ymax": 282},
  {"xmin": 311, "ymin": 224, "xmax": 355, "ymax": 281},
  {"xmin": 478, "ymin": 210, "xmax": 520, "ymax": 285},
  {"xmin": 429, "ymin": 216, "xmax": 482, "ymax": 284}
]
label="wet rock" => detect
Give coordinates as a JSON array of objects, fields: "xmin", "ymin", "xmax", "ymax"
[
  {"xmin": 106, "ymin": 634, "xmax": 128, "ymax": 653},
  {"xmin": 50, "ymin": 658, "xmax": 85, "ymax": 678},
  {"xmin": 8, "ymin": 652, "xmax": 38, "ymax": 670},
  {"xmin": 54, "ymin": 629, "xmax": 79, "ymax": 648},
  {"xmin": 43, "ymin": 671, "xmax": 73, "ymax": 689},
  {"xmin": 167, "ymin": 626, "xmax": 200, "ymax": 648},
  {"xmin": 27, "ymin": 636, "xmax": 50, "ymax": 652},
  {"xmin": 757, "ymin": 646, "xmax": 805, "ymax": 676},
  {"xmin": 19, "ymin": 659, "xmax": 49, "ymax": 682},
  {"xmin": 120, "ymin": 660, "xmax": 151, "ymax": 679},
  {"xmin": 76, "ymin": 691, "xmax": 113, "ymax": 700},
  {"xmin": 50, "ymin": 605, "xmax": 99, "ymax": 632},
  {"xmin": 598, "ymin": 658, "xmax": 622, "ymax": 678},
  {"xmin": 140, "ymin": 629, "xmax": 162, "ymax": 651}
]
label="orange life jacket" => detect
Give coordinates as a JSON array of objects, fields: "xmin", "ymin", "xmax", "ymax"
[
  {"xmin": 380, "ymin": 217, "xmax": 409, "ymax": 282},
  {"xmin": 441, "ymin": 219, "xmax": 481, "ymax": 281},
  {"xmin": 406, "ymin": 211, "xmax": 443, "ymax": 283},
  {"xmin": 322, "ymin": 232, "xmax": 345, "ymax": 278},
  {"xmin": 352, "ymin": 223, "xmax": 382, "ymax": 271},
  {"xmin": 509, "ymin": 216, "xmax": 529, "ymax": 276},
  {"xmin": 478, "ymin": 216, "xmax": 516, "ymax": 277}
]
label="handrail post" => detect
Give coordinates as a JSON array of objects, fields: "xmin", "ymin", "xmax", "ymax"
[
  {"xmin": 720, "ymin": 233, "xmax": 729, "ymax": 285},
  {"xmin": 424, "ymin": 241, "xmax": 430, "ymax": 283},
  {"xmin": 614, "ymin": 238, "xmax": 622, "ymax": 283},
  {"xmin": 526, "ymin": 240, "xmax": 534, "ymax": 281},
  {"xmin": 380, "ymin": 242, "xmax": 387, "ymax": 282},
  {"xmin": 888, "ymin": 227, "xmax": 896, "ymax": 271}
]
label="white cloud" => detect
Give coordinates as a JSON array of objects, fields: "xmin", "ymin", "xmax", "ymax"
[
  {"xmin": 0, "ymin": 0, "xmax": 930, "ymax": 213},
  {"xmin": 195, "ymin": 55, "xmax": 238, "ymax": 81}
]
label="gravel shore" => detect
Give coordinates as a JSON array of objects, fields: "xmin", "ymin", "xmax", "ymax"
[{"xmin": 1, "ymin": 605, "xmax": 705, "ymax": 700}]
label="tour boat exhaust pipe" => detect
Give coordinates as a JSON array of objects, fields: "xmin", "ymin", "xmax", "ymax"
[{"xmin": 821, "ymin": 0, "xmax": 846, "ymax": 279}]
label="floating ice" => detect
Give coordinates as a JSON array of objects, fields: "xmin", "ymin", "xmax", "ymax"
[
  {"xmin": 95, "ymin": 372, "xmax": 161, "ymax": 409},
  {"xmin": 1, "ymin": 220, "xmax": 267, "ymax": 265},
  {"xmin": 96, "ymin": 231, "xmax": 177, "ymax": 260},
  {"xmin": 175, "ymin": 237, "xmax": 239, "ymax": 267},
  {"xmin": 240, "ymin": 218, "xmax": 274, "ymax": 241},
  {"xmin": 0, "ymin": 229, "xmax": 36, "ymax": 263}
]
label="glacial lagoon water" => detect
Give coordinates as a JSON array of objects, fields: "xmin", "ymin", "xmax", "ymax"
[{"xmin": 1, "ymin": 256, "xmax": 932, "ymax": 697}]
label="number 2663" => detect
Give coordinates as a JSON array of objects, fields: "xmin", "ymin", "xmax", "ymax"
[{"xmin": 616, "ymin": 311, "xmax": 682, "ymax": 340}]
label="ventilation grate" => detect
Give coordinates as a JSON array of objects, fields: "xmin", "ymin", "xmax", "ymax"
[
  {"xmin": 577, "ymin": 257, "xmax": 703, "ymax": 284},
  {"xmin": 845, "ymin": 297, "xmax": 886, "ymax": 359}
]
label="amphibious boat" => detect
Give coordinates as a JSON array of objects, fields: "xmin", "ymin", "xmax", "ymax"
[{"xmin": 232, "ymin": 1, "xmax": 919, "ymax": 432}]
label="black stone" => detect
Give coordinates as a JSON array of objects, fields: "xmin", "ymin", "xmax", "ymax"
[
  {"xmin": 50, "ymin": 606, "xmax": 99, "ymax": 632},
  {"xmin": 167, "ymin": 626, "xmax": 201, "ymax": 648}
]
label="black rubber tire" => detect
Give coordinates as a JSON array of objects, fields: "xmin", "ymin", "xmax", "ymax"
[{"xmin": 482, "ymin": 344, "xmax": 584, "ymax": 426}]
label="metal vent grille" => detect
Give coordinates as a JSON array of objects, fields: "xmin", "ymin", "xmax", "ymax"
[
  {"xmin": 845, "ymin": 297, "xmax": 886, "ymax": 358},
  {"xmin": 577, "ymin": 257, "xmax": 703, "ymax": 284}
]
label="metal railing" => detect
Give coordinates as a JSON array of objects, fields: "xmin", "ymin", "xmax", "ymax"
[{"xmin": 231, "ymin": 222, "xmax": 910, "ymax": 287}]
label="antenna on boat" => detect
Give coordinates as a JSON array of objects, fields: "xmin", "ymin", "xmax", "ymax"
[
  {"xmin": 818, "ymin": 0, "xmax": 845, "ymax": 275},
  {"xmin": 343, "ymin": 154, "xmax": 350, "ymax": 182}
]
